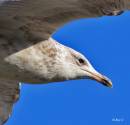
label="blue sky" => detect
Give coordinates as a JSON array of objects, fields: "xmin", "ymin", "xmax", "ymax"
[{"xmin": 6, "ymin": 12, "xmax": 130, "ymax": 125}]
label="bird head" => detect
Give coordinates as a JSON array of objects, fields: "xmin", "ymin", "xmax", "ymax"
[
  {"xmin": 49, "ymin": 38, "xmax": 112, "ymax": 88},
  {"xmin": 5, "ymin": 38, "xmax": 112, "ymax": 88}
]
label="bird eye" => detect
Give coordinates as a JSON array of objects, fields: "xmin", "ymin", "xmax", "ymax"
[{"xmin": 78, "ymin": 58, "xmax": 85, "ymax": 64}]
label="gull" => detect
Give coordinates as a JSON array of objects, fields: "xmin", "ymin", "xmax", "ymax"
[{"xmin": 0, "ymin": 0, "xmax": 129, "ymax": 124}]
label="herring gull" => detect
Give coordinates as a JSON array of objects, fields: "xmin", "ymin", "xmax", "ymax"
[{"xmin": 0, "ymin": 0, "xmax": 130, "ymax": 124}]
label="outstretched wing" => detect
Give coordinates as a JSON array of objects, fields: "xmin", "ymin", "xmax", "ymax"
[
  {"xmin": 0, "ymin": 80, "xmax": 20, "ymax": 125},
  {"xmin": 0, "ymin": 0, "xmax": 129, "ymax": 57}
]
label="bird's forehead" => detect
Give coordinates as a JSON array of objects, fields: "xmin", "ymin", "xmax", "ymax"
[{"xmin": 68, "ymin": 47, "xmax": 86, "ymax": 59}]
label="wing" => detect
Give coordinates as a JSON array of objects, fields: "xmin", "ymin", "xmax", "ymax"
[
  {"xmin": 0, "ymin": 80, "xmax": 20, "ymax": 125},
  {"xmin": 0, "ymin": 0, "xmax": 130, "ymax": 57}
]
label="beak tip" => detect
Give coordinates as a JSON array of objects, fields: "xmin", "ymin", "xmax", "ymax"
[
  {"xmin": 108, "ymin": 81, "xmax": 113, "ymax": 88},
  {"xmin": 102, "ymin": 78, "xmax": 113, "ymax": 88},
  {"xmin": 107, "ymin": 82, "xmax": 113, "ymax": 88}
]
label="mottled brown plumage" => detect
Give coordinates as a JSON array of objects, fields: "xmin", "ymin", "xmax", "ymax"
[{"xmin": 0, "ymin": 0, "xmax": 130, "ymax": 124}]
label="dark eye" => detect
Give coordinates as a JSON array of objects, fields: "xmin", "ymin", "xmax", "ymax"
[{"xmin": 78, "ymin": 58, "xmax": 85, "ymax": 64}]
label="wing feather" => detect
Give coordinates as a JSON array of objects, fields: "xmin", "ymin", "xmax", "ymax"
[
  {"xmin": 0, "ymin": 80, "xmax": 20, "ymax": 125},
  {"xmin": 0, "ymin": 0, "xmax": 129, "ymax": 57}
]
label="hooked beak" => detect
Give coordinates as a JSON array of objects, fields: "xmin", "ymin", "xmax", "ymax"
[{"xmin": 83, "ymin": 68, "xmax": 112, "ymax": 88}]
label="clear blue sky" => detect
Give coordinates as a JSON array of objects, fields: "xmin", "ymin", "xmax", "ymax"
[{"xmin": 6, "ymin": 12, "xmax": 130, "ymax": 125}]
